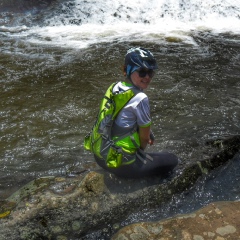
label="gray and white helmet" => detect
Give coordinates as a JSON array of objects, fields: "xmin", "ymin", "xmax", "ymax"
[{"xmin": 124, "ymin": 47, "xmax": 158, "ymax": 77}]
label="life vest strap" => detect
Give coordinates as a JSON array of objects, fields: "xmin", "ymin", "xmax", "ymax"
[
  {"xmin": 138, "ymin": 148, "xmax": 153, "ymax": 162},
  {"xmin": 113, "ymin": 126, "xmax": 137, "ymax": 143}
]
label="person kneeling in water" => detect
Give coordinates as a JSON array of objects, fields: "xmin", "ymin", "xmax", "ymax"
[{"xmin": 86, "ymin": 47, "xmax": 179, "ymax": 178}]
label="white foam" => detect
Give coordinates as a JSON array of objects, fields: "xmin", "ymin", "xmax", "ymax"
[{"xmin": 8, "ymin": 0, "xmax": 240, "ymax": 49}]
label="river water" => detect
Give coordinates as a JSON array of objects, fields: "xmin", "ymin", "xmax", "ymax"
[{"xmin": 0, "ymin": 0, "xmax": 240, "ymax": 237}]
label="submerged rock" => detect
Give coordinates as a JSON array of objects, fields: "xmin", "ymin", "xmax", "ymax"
[
  {"xmin": 0, "ymin": 0, "xmax": 61, "ymax": 13},
  {"xmin": 0, "ymin": 135, "xmax": 239, "ymax": 239},
  {"xmin": 112, "ymin": 201, "xmax": 240, "ymax": 240}
]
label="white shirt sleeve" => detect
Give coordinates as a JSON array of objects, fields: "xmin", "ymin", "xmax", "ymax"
[
  {"xmin": 115, "ymin": 92, "xmax": 151, "ymax": 128},
  {"xmin": 134, "ymin": 97, "xmax": 151, "ymax": 127}
]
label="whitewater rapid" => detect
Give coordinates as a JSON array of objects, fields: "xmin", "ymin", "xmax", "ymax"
[{"xmin": 1, "ymin": 0, "xmax": 240, "ymax": 50}]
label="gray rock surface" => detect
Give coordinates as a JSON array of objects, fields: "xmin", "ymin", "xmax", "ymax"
[
  {"xmin": 0, "ymin": 135, "xmax": 239, "ymax": 239},
  {"xmin": 112, "ymin": 201, "xmax": 240, "ymax": 240}
]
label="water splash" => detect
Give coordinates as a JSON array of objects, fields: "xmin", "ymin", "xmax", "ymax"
[
  {"xmin": 1, "ymin": 0, "xmax": 240, "ymax": 49},
  {"xmin": 47, "ymin": 0, "xmax": 240, "ymax": 29}
]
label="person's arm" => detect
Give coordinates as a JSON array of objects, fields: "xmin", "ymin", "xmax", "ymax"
[{"xmin": 139, "ymin": 126, "xmax": 153, "ymax": 150}]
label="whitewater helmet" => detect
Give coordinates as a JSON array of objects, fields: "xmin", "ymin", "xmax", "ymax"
[{"xmin": 124, "ymin": 47, "xmax": 158, "ymax": 77}]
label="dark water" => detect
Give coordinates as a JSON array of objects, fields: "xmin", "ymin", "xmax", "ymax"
[
  {"xmin": 0, "ymin": 1, "xmax": 240, "ymax": 238},
  {"xmin": 1, "ymin": 30, "xmax": 239, "ymax": 196}
]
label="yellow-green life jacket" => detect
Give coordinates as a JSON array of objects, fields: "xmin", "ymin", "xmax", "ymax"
[{"xmin": 84, "ymin": 82, "xmax": 141, "ymax": 168}]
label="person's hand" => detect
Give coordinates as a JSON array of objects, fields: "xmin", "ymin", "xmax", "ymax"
[
  {"xmin": 148, "ymin": 139, "xmax": 154, "ymax": 146},
  {"xmin": 149, "ymin": 131, "xmax": 155, "ymax": 145}
]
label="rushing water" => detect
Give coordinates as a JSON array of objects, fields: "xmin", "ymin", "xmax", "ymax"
[{"xmin": 0, "ymin": 0, "xmax": 240, "ymax": 236}]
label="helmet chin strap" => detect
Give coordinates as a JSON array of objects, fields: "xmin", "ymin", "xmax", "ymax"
[{"xmin": 125, "ymin": 65, "xmax": 143, "ymax": 91}]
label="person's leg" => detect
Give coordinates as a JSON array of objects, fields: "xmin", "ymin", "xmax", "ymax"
[
  {"xmin": 136, "ymin": 151, "xmax": 179, "ymax": 177},
  {"xmin": 94, "ymin": 151, "xmax": 179, "ymax": 178},
  {"xmin": 94, "ymin": 155, "xmax": 141, "ymax": 178}
]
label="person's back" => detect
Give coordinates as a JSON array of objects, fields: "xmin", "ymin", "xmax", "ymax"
[{"xmin": 86, "ymin": 47, "xmax": 179, "ymax": 178}]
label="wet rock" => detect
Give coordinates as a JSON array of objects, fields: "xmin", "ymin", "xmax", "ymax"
[
  {"xmin": 81, "ymin": 171, "xmax": 106, "ymax": 195},
  {"xmin": 0, "ymin": 0, "xmax": 68, "ymax": 27},
  {"xmin": 0, "ymin": 135, "xmax": 239, "ymax": 239},
  {"xmin": 112, "ymin": 201, "xmax": 240, "ymax": 240}
]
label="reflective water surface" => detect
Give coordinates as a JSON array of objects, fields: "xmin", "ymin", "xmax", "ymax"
[{"xmin": 1, "ymin": 32, "xmax": 239, "ymax": 198}]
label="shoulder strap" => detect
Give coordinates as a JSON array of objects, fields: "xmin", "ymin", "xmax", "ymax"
[{"xmin": 111, "ymin": 83, "xmax": 137, "ymax": 119}]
